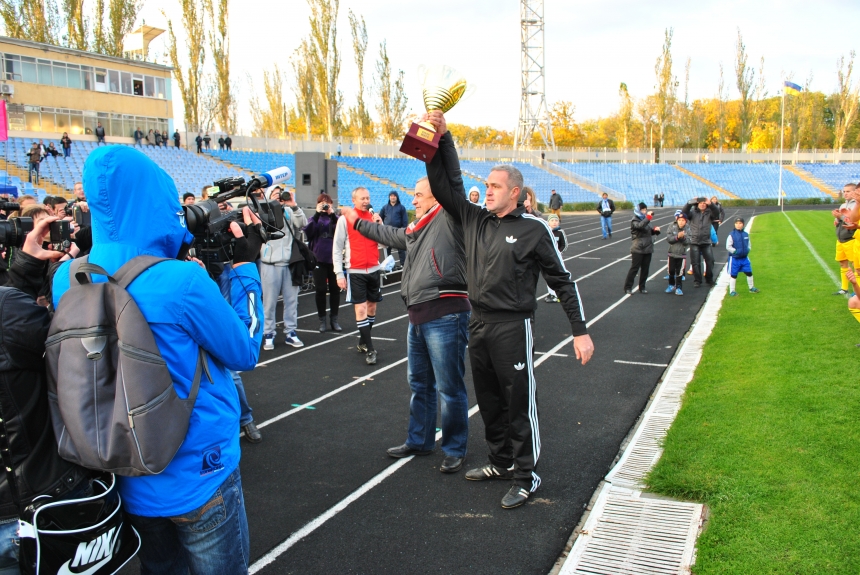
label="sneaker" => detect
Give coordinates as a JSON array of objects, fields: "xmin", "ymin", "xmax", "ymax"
[
  {"xmin": 730, "ymin": 291, "xmax": 737, "ymax": 296},
  {"xmin": 833, "ymin": 289, "xmax": 849, "ymax": 295},
  {"xmin": 365, "ymin": 350, "xmax": 377, "ymax": 365},
  {"xmin": 284, "ymin": 331, "xmax": 304, "ymax": 348},
  {"xmin": 693, "ymin": 282, "xmax": 701, "ymax": 288},
  {"xmin": 687, "ymin": 269, "xmax": 694, "ymax": 275},
  {"xmin": 675, "ymin": 288, "xmax": 683, "ymax": 296},
  {"xmin": 640, "ymin": 289, "xmax": 648, "ymax": 294},
  {"xmin": 749, "ymin": 287, "xmax": 760, "ymax": 293},
  {"xmin": 357, "ymin": 337, "xmax": 368, "ymax": 353},
  {"xmin": 663, "ymin": 275, "xmax": 670, "ymax": 280},
  {"xmin": 681, "ymin": 275, "xmax": 686, "ymax": 281},
  {"xmin": 263, "ymin": 333, "xmax": 275, "ymax": 351},
  {"xmin": 501, "ymin": 485, "xmax": 530, "ymax": 509},
  {"xmin": 665, "ymin": 285, "xmax": 674, "ymax": 293},
  {"xmin": 465, "ymin": 463, "xmax": 514, "ymax": 481}
]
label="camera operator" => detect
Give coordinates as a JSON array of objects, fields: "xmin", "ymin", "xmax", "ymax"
[
  {"xmin": 51, "ymin": 146, "xmax": 265, "ymax": 573},
  {"xmin": 260, "ymin": 188, "xmax": 308, "ymax": 350},
  {"xmin": 0, "ymin": 216, "xmax": 93, "ymax": 572},
  {"xmin": 304, "ymin": 193, "xmax": 342, "ymax": 332}
]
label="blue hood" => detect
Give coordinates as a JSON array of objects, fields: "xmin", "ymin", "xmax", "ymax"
[{"xmin": 84, "ymin": 146, "xmax": 193, "ymax": 264}]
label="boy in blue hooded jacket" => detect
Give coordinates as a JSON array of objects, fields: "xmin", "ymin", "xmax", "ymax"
[
  {"xmin": 726, "ymin": 217, "xmax": 760, "ymax": 297},
  {"xmin": 52, "ymin": 147, "xmax": 264, "ymax": 573}
]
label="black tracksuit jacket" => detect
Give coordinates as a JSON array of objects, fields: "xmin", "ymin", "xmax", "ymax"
[{"xmin": 426, "ymin": 132, "xmax": 587, "ymax": 336}]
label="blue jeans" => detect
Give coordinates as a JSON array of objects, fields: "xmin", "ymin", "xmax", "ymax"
[
  {"xmin": 232, "ymin": 371, "xmax": 254, "ymax": 426},
  {"xmin": 600, "ymin": 215, "xmax": 612, "ymax": 237},
  {"xmin": 63, "ymin": 147, "xmax": 70, "ymax": 158},
  {"xmin": 406, "ymin": 311, "xmax": 470, "ymax": 457},
  {"xmin": 127, "ymin": 467, "xmax": 249, "ymax": 575}
]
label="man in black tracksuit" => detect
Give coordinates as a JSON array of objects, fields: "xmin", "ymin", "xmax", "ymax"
[
  {"xmin": 682, "ymin": 197, "xmax": 720, "ymax": 287},
  {"xmin": 423, "ymin": 111, "xmax": 594, "ymax": 509}
]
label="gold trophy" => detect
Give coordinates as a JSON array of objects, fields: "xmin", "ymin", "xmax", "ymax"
[{"xmin": 400, "ymin": 65, "xmax": 468, "ymax": 162}]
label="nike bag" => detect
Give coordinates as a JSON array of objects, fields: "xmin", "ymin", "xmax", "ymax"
[
  {"xmin": 45, "ymin": 255, "xmax": 209, "ymax": 476},
  {"xmin": 17, "ymin": 474, "xmax": 140, "ymax": 575}
]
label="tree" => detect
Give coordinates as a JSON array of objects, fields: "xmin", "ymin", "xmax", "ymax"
[
  {"xmin": 734, "ymin": 28, "xmax": 761, "ymax": 149},
  {"xmin": 92, "ymin": 0, "xmax": 106, "ymax": 52},
  {"xmin": 101, "ymin": 0, "xmax": 142, "ymax": 57},
  {"xmin": 205, "ymin": 0, "xmax": 233, "ymax": 133},
  {"xmin": 250, "ymin": 66, "xmax": 287, "ymax": 138},
  {"xmin": 164, "ymin": 0, "xmax": 206, "ymax": 133},
  {"xmin": 291, "ymin": 39, "xmax": 320, "ymax": 138},
  {"xmin": 375, "ymin": 40, "xmax": 408, "ymax": 142},
  {"xmin": 654, "ymin": 28, "xmax": 676, "ymax": 154},
  {"xmin": 617, "ymin": 83, "xmax": 633, "ymax": 150},
  {"xmin": 306, "ymin": 0, "xmax": 343, "ymax": 139},
  {"xmin": 61, "ymin": 0, "xmax": 86, "ymax": 50},
  {"xmin": 716, "ymin": 63, "xmax": 727, "ymax": 151},
  {"xmin": 832, "ymin": 51, "xmax": 860, "ymax": 154},
  {"xmin": 347, "ymin": 9, "xmax": 373, "ymax": 139},
  {"xmin": 0, "ymin": 0, "xmax": 59, "ymax": 44},
  {"xmin": 549, "ymin": 100, "xmax": 579, "ymax": 148}
]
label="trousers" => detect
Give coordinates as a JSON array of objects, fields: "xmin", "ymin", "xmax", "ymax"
[
  {"xmin": 624, "ymin": 252, "xmax": 652, "ymax": 291},
  {"xmin": 261, "ymin": 263, "xmax": 299, "ymax": 334},
  {"xmin": 690, "ymin": 243, "xmax": 714, "ymax": 284}
]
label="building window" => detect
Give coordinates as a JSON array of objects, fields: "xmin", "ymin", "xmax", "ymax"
[
  {"xmin": 66, "ymin": 64, "xmax": 81, "ymax": 89},
  {"xmin": 95, "ymin": 68, "xmax": 106, "ymax": 92},
  {"xmin": 21, "ymin": 56, "xmax": 37, "ymax": 83},
  {"xmin": 52, "ymin": 62, "xmax": 67, "ymax": 87},
  {"xmin": 108, "ymin": 69, "xmax": 120, "ymax": 93},
  {"xmin": 144, "ymin": 75, "xmax": 154, "ymax": 97},
  {"xmin": 4, "ymin": 54, "xmax": 21, "ymax": 81},
  {"xmin": 37, "ymin": 59, "xmax": 52, "ymax": 85},
  {"xmin": 120, "ymin": 71, "xmax": 132, "ymax": 95},
  {"xmin": 156, "ymin": 77, "xmax": 165, "ymax": 99}
]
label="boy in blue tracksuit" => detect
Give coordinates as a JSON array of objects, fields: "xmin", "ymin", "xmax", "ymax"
[
  {"xmin": 52, "ymin": 146, "xmax": 264, "ymax": 573},
  {"xmin": 726, "ymin": 216, "xmax": 760, "ymax": 296}
]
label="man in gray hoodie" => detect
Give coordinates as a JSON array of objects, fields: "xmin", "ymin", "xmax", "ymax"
[{"xmin": 260, "ymin": 189, "xmax": 308, "ymax": 350}]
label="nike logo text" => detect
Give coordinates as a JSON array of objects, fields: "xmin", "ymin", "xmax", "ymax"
[{"xmin": 59, "ymin": 523, "xmax": 121, "ymax": 575}]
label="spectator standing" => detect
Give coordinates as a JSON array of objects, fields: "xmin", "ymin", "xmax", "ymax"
[
  {"xmin": 218, "ymin": 135, "xmax": 225, "ymax": 150},
  {"xmin": 653, "ymin": 193, "xmax": 659, "ymax": 207},
  {"xmin": 468, "ymin": 186, "xmax": 482, "ymax": 206},
  {"xmin": 665, "ymin": 212, "xmax": 690, "ymax": 295},
  {"xmin": 548, "ymin": 189, "xmax": 563, "ymax": 219},
  {"xmin": 304, "ymin": 193, "xmax": 343, "ymax": 333},
  {"xmin": 61, "ymin": 131, "xmax": 72, "ymax": 158},
  {"xmin": 596, "ymin": 192, "xmax": 615, "ymax": 239},
  {"xmin": 51, "ymin": 146, "xmax": 265, "ymax": 573},
  {"xmin": 204, "ymin": 133, "xmax": 212, "ymax": 150},
  {"xmin": 624, "ymin": 202, "xmax": 661, "ymax": 294},
  {"xmin": 342, "ymin": 177, "xmax": 471, "ymax": 472},
  {"xmin": 522, "ymin": 187, "xmax": 543, "ymax": 219},
  {"xmin": 333, "ymin": 187, "xmax": 383, "ymax": 366},
  {"xmin": 154, "ymin": 130, "xmax": 163, "ymax": 146},
  {"xmin": 543, "ymin": 213, "xmax": 568, "ymax": 302},
  {"xmin": 260, "ymin": 190, "xmax": 308, "ymax": 350},
  {"xmin": 27, "ymin": 142, "xmax": 40, "ymax": 184},
  {"xmin": 337, "ymin": 142, "xmax": 342, "ymax": 157},
  {"xmin": 173, "ymin": 129, "xmax": 181, "ymax": 148},
  {"xmin": 225, "ymin": 135, "xmax": 232, "ymax": 150},
  {"xmin": 95, "ymin": 121, "xmax": 106, "ymax": 145},
  {"xmin": 379, "ymin": 191, "xmax": 408, "ymax": 268},
  {"xmin": 423, "ymin": 111, "xmax": 593, "ymax": 509},
  {"xmin": 196, "ymin": 132, "xmax": 203, "ymax": 153},
  {"xmin": 133, "ymin": 127, "xmax": 143, "ymax": 147},
  {"xmin": 710, "ymin": 196, "xmax": 725, "ymax": 245},
  {"xmin": 682, "ymin": 197, "xmax": 720, "ymax": 287}
]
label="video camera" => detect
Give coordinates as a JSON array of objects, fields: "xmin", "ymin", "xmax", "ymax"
[
  {"xmin": 0, "ymin": 216, "xmax": 33, "ymax": 249},
  {"xmin": 183, "ymin": 167, "xmax": 292, "ymax": 265}
]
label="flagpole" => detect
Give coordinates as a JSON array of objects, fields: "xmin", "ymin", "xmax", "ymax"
[{"xmin": 779, "ymin": 87, "xmax": 785, "ymax": 212}]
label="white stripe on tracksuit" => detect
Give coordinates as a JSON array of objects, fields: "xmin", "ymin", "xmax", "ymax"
[{"xmin": 524, "ymin": 318, "xmax": 541, "ymax": 493}]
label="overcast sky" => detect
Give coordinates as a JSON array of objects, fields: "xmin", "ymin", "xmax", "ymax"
[{"xmin": 139, "ymin": 0, "xmax": 860, "ymax": 133}]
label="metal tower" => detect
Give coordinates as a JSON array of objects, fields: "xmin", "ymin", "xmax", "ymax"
[{"xmin": 514, "ymin": 0, "xmax": 554, "ymax": 150}]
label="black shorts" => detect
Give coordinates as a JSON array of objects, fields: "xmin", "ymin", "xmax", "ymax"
[{"xmin": 346, "ymin": 271, "xmax": 383, "ymax": 304}]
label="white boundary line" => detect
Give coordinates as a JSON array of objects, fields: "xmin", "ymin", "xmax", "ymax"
[
  {"xmin": 613, "ymin": 360, "xmax": 669, "ymax": 367},
  {"xmin": 782, "ymin": 211, "xmax": 840, "ymax": 287}
]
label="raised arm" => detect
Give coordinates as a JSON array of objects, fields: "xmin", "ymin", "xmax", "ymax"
[{"xmin": 424, "ymin": 112, "xmax": 482, "ymax": 226}]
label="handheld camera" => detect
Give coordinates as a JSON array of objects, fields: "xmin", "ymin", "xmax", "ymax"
[{"xmin": 0, "ymin": 216, "xmax": 34, "ymax": 249}]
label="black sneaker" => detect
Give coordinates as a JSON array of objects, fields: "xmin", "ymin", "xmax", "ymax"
[
  {"xmin": 501, "ymin": 485, "xmax": 530, "ymax": 509},
  {"xmin": 365, "ymin": 350, "xmax": 377, "ymax": 365},
  {"xmin": 465, "ymin": 463, "xmax": 513, "ymax": 481},
  {"xmin": 357, "ymin": 337, "xmax": 367, "ymax": 353}
]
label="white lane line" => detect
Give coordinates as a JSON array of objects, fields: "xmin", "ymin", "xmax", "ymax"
[
  {"xmin": 257, "ymin": 314, "xmax": 409, "ymax": 367},
  {"xmin": 370, "ymin": 337, "xmax": 397, "ymax": 341},
  {"xmin": 578, "ymin": 257, "xmax": 601, "ymax": 260},
  {"xmin": 535, "ymin": 351, "xmax": 569, "ymax": 358},
  {"xmin": 563, "ymin": 213, "xmax": 677, "ymax": 261},
  {"xmin": 249, "ymin": 259, "xmax": 678, "ymax": 571},
  {"xmin": 255, "ymin": 358, "xmax": 409, "ymax": 431},
  {"xmin": 281, "ymin": 287, "xmax": 404, "ymax": 324},
  {"xmin": 614, "ymin": 360, "xmax": 669, "ymax": 367},
  {"xmin": 783, "ymin": 211, "xmax": 840, "ymax": 287}
]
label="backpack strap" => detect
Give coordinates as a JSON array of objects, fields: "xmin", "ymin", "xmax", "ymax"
[
  {"xmin": 70, "ymin": 255, "xmax": 117, "ymax": 286},
  {"xmin": 183, "ymin": 347, "xmax": 210, "ymax": 412},
  {"xmin": 112, "ymin": 255, "xmax": 171, "ymax": 289}
]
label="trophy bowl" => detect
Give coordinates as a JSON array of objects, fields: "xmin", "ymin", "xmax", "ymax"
[{"xmin": 400, "ymin": 65, "xmax": 468, "ymax": 163}]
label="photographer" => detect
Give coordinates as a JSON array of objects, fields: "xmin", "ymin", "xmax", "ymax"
[
  {"xmin": 51, "ymin": 146, "xmax": 265, "ymax": 573},
  {"xmin": 623, "ymin": 203, "xmax": 661, "ymax": 294},
  {"xmin": 304, "ymin": 193, "xmax": 342, "ymax": 332},
  {"xmin": 0, "ymin": 216, "xmax": 92, "ymax": 572}
]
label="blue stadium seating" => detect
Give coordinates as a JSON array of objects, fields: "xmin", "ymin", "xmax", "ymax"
[
  {"xmin": 458, "ymin": 160, "xmax": 599, "ymax": 204},
  {"xmin": 679, "ymin": 163, "xmax": 827, "ymax": 200},
  {"xmin": 796, "ymin": 163, "xmax": 860, "ymax": 193}
]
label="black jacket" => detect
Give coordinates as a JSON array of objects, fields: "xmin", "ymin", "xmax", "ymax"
[
  {"xmin": 630, "ymin": 214, "xmax": 661, "ymax": 254},
  {"xmin": 379, "ymin": 195, "xmax": 408, "ymax": 229},
  {"xmin": 596, "ymin": 198, "xmax": 616, "ymax": 216},
  {"xmin": 549, "ymin": 193, "xmax": 563, "ymax": 210},
  {"xmin": 681, "ymin": 200, "xmax": 719, "ymax": 245},
  {"xmin": 0, "ymin": 255, "xmax": 89, "ymax": 520},
  {"xmin": 426, "ymin": 132, "xmax": 587, "ymax": 336},
  {"xmin": 95, "ymin": 126, "xmax": 105, "ymax": 138}
]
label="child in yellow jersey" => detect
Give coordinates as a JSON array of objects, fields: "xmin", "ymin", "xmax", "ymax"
[
  {"xmin": 833, "ymin": 204, "xmax": 856, "ymax": 295},
  {"xmin": 844, "ymin": 269, "xmax": 860, "ymax": 334}
]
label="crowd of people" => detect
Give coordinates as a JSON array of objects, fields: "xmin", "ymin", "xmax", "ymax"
[{"xmin": 0, "ymin": 114, "xmax": 596, "ymax": 572}]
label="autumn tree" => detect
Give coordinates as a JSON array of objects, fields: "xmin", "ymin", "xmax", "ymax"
[
  {"xmin": 654, "ymin": 28, "xmax": 676, "ymax": 154},
  {"xmin": 164, "ymin": 0, "xmax": 206, "ymax": 132},
  {"xmin": 306, "ymin": 0, "xmax": 343, "ymax": 139},
  {"xmin": 205, "ymin": 0, "xmax": 233, "ymax": 133},
  {"xmin": 61, "ymin": 0, "xmax": 86, "ymax": 50},
  {"xmin": 734, "ymin": 29, "xmax": 765, "ymax": 149},
  {"xmin": 291, "ymin": 39, "xmax": 320, "ymax": 138},
  {"xmin": 250, "ymin": 65, "xmax": 287, "ymax": 138},
  {"xmin": 549, "ymin": 101, "xmax": 579, "ymax": 148},
  {"xmin": 832, "ymin": 51, "xmax": 860, "ymax": 154},
  {"xmin": 347, "ymin": 9, "xmax": 373, "ymax": 139},
  {"xmin": 99, "ymin": 0, "xmax": 142, "ymax": 57},
  {"xmin": 0, "ymin": 0, "xmax": 59, "ymax": 44},
  {"xmin": 375, "ymin": 40, "xmax": 408, "ymax": 142},
  {"xmin": 617, "ymin": 83, "xmax": 633, "ymax": 149}
]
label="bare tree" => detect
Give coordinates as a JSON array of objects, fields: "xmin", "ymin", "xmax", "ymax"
[
  {"xmin": 250, "ymin": 65, "xmax": 286, "ymax": 138},
  {"xmin": 61, "ymin": 0, "xmax": 87, "ymax": 50},
  {"xmin": 735, "ymin": 28, "xmax": 757, "ymax": 149},
  {"xmin": 306, "ymin": 0, "xmax": 343, "ymax": 139},
  {"xmin": 375, "ymin": 40, "xmax": 408, "ymax": 142},
  {"xmin": 100, "ymin": 0, "xmax": 142, "ymax": 57},
  {"xmin": 717, "ymin": 62, "xmax": 726, "ymax": 151},
  {"xmin": 291, "ymin": 39, "xmax": 317, "ymax": 139},
  {"xmin": 617, "ymin": 82, "xmax": 633, "ymax": 150},
  {"xmin": 348, "ymin": 9, "xmax": 373, "ymax": 138},
  {"xmin": 0, "ymin": 0, "xmax": 59, "ymax": 43},
  {"xmin": 654, "ymin": 28, "xmax": 676, "ymax": 154},
  {"xmin": 832, "ymin": 51, "xmax": 860, "ymax": 154},
  {"xmin": 164, "ymin": 0, "xmax": 206, "ymax": 133},
  {"xmin": 205, "ymin": 0, "xmax": 233, "ymax": 132}
]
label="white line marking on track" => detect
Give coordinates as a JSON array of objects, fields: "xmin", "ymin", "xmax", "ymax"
[
  {"xmin": 535, "ymin": 351, "xmax": 569, "ymax": 357},
  {"xmin": 578, "ymin": 257, "xmax": 601, "ymax": 260},
  {"xmin": 613, "ymin": 360, "xmax": 669, "ymax": 367},
  {"xmin": 783, "ymin": 211, "xmax": 840, "ymax": 287}
]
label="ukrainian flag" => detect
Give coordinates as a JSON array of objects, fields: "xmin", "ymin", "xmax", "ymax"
[{"xmin": 784, "ymin": 81, "xmax": 802, "ymax": 95}]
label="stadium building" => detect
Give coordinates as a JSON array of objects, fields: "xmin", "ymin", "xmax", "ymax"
[{"xmin": 0, "ymin": 35, "xmax": 173, "ymax": 141}]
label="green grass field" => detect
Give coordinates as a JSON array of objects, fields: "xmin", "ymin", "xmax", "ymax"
[{"xmin": 647, "ymin": 210, "xmax": 860, "ymax": 574}]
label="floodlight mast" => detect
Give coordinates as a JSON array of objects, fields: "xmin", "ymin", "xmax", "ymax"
[{"xmin": 515, "ymin": 0, "xmax": 554, "ymax": 150}]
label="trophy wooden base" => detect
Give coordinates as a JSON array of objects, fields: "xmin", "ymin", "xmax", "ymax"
[{"xmin": 399, "ymin": 122, "xmax": 441, "ymax": 163}]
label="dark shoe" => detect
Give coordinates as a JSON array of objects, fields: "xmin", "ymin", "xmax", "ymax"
[
  {"xmin": 441, "ymin": 455, "xmax": 465, "ymax": 474},
  {"xmin": 640, "ymin": 289, "xmax": 648, "ymax": 294},
  {"xmin": 318, "ymin": 318, "xmax": 327, "ymax": 333},
  {"xmin": 465, "ymin": 463, "xmax": 513, "ymax": 481},
  {"xmin": 624, "ymin": 289, "xmax": 633, "ymax": 295},
  {"xmin": 242, "ymin": 422, "xmax": 262, "ymax": 443},
  {"xmin": 501, "ymin": 485, "xmax": 531, "ymax": 509},
  {"xmin": 330, "ymin": 316, "xmax": 342, "ymax": 332},
  {"xmin": 693, "ymin": 282, "xmax": 702, "ymax": 288},
  {"xmin": 387, "ymin": 443, "xmax": 433, "ymax": 458},
  {"xmin": 365, "ymin": 350, "xmax": 377, "ymax": 365}
]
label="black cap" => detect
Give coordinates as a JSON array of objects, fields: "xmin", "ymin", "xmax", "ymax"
[
  {"xmin": 735, "ymin": 217, "xmax": 745, "ymax": 224},
  {"xmin": 638, "ymin": 202, "xmax": 647, "ymax": 211}
]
